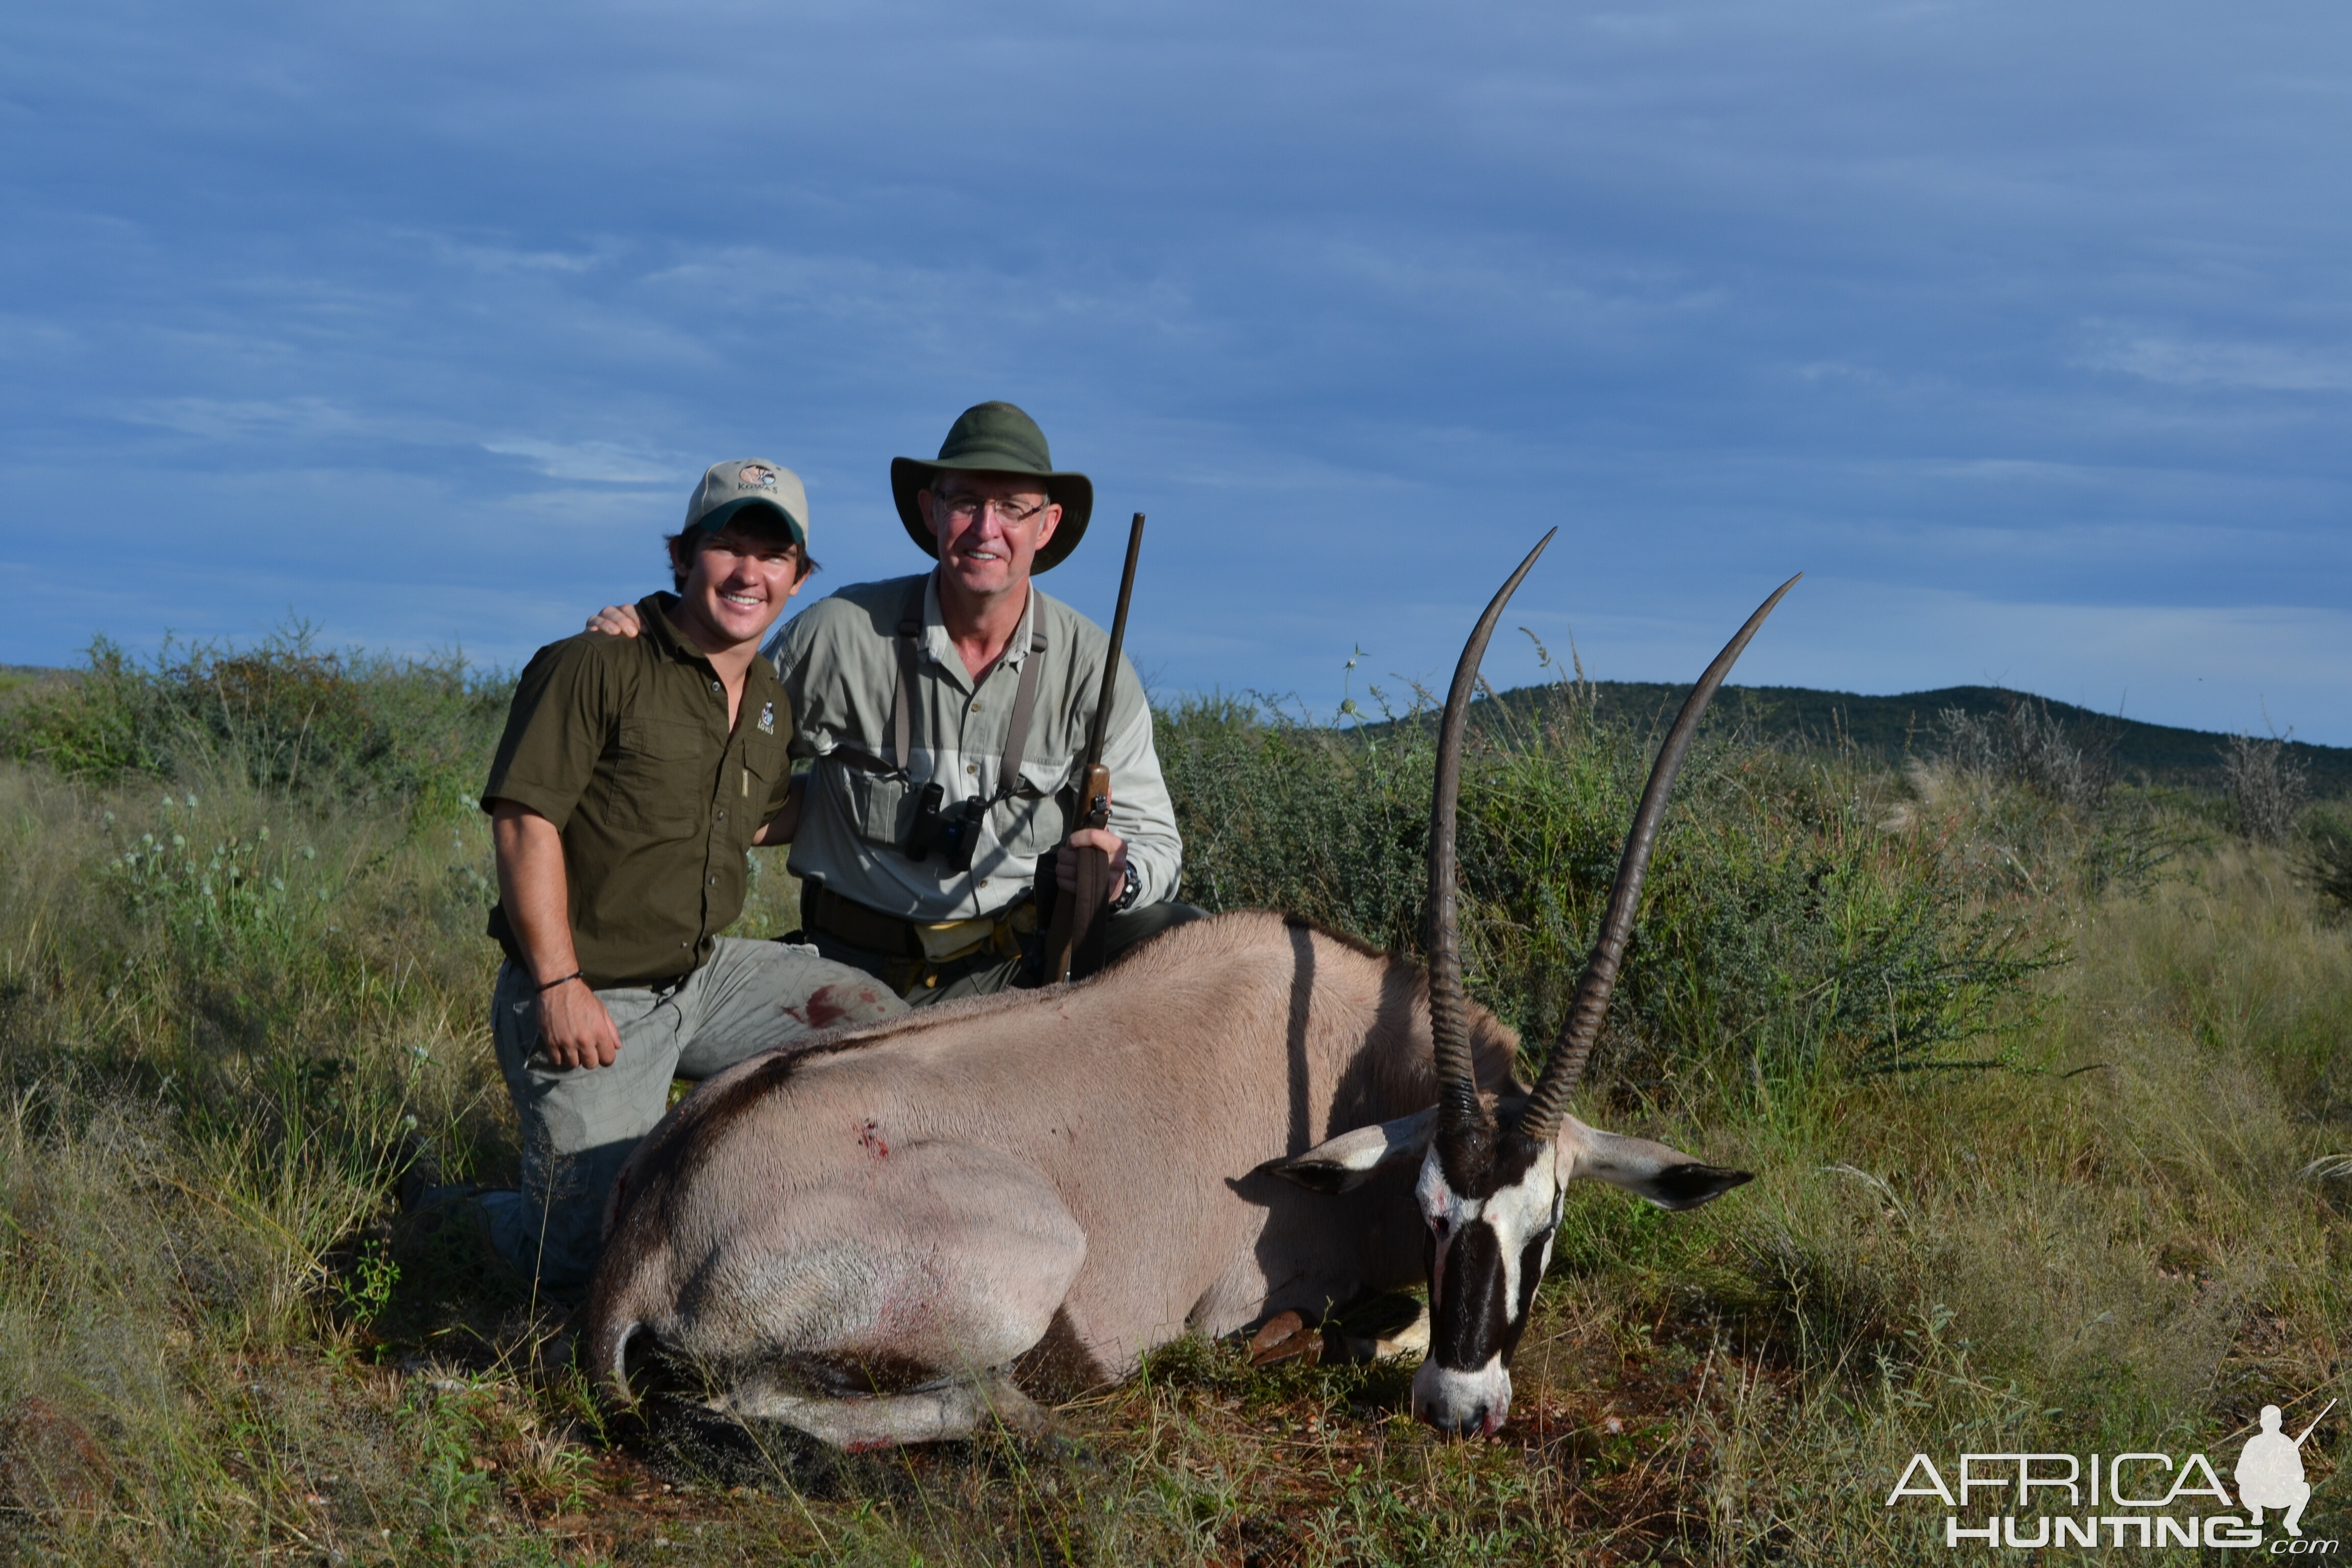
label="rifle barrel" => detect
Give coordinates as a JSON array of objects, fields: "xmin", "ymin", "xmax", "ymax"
[{"xmin": 1085, "ymin": 514, "xmax": 1147, "ymax": 768}]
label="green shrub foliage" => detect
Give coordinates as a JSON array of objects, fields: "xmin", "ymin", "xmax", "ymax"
[
  {"xmin": 4, "ymin": 626, "xmax": 507, "ymax": 813},
  {"xmin": 2301, "ymin": 801, "xmax": 2352, "ymax": 919},
  {"xmin": 1160, "ymin": 690, "xmax": 2055, "ymax": 1082}
]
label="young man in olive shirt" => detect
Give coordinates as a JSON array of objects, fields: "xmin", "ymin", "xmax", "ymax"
[{"xmin": 474, "ymin": 459, "xmax": 905, "ymax": 1290}]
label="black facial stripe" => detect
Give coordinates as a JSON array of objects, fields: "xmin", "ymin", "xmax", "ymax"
[
  {"xmin": 1511, "ymin": 1230, "xmax": 1552, "ymax": 1333},
  {"xmin": 1436, "ymin": 1120, "xmax": 1498, "ymax": 1197},
  {"xmin": 1429, "ymin": 1219, "xmax": 1511, "ymax": 1371},
  {"xmin": 1492, "ymin": 1133, "xmax": 1547, "ymax": 1188}
]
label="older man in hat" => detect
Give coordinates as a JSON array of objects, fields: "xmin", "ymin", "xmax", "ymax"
[{"xmin": 590, "ymin": 402, "xmax": 1197, "ymax": 1002}]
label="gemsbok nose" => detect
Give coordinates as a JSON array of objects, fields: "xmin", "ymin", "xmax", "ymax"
[
  {"xmin": 1437, "ymin": 1405, "xmax": 1491, "ymax": 1438},
  {"xmin": 1412, "ymin": 1338, "xmax": 1514, "ymax": 1438}
]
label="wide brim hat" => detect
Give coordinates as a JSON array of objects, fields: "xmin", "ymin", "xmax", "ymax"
[{"xmin": 890, "ymin": 401, "xmax": 1093, "ymax": 573}]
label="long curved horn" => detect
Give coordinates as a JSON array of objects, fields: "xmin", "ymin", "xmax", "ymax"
[
  {"xmin": 1427, "ymin": 530, "xmax": 1556, "ymax": 1136},
  {"xmin": 1516, "ymin": 574, "xmax": 1801, "ymax": 1145}
]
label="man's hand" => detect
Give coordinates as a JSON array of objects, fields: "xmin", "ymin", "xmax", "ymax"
[
  {"xmin": 585, "ymin": 603, "xmax": 644, "ymax": 638},
  {"xmin": 1058, "ymin": 826, "xmax": 1130, "ymax": 905},
  {"xmin": 491, "ymin": 799, "xmax": 624, "ymax": 1071},
  {"xmin": 535, "ymin": 976, "xmax": 623, "ymax": 1070}
]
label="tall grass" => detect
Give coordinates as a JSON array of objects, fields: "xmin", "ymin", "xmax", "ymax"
[{"xmin": 0, "ymin": 643, "xmax": 2345, "ymax": 1562}]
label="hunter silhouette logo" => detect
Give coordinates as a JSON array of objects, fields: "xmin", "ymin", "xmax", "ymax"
[
  {"xmin": 2240, "ymin": 1401, "xmax": 2333, "ymax": 1538},
  {"xmin": 1885, "ymin": 1398, "xmax": 2337, "ymax": 1550}
]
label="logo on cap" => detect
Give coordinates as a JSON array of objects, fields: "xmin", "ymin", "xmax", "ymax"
[{"xmin": 740, "ymin": 463, "xmax": 778, "ymax": 488}]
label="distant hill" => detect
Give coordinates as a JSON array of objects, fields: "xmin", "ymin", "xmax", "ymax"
[{"xmin": 1447, "ymin": 681, "xmax": 2352, "ymax": 798}]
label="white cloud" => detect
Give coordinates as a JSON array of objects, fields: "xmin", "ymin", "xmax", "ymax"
[
  {"xmin": 122, "ymin": 396, "xmax": 374, "ymax": 442},
  {"xmin": 425, "ymin": 237, "xmax": 602, "ymax": 275},
  {"xmin": 2082, "ymin": 330, "xmax": 2352, "ymax": 393},
  {"xmin": 480, "ymin": 438, "xmax": 679, "ymax": 484}
]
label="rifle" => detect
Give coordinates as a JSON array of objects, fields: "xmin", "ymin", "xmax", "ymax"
[{"xmin": 1042, "ymin": 512, "xmax": 1146, "ymax": 983}]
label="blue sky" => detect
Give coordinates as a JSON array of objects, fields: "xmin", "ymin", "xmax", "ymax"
[{"xmin": 4, "ymin": 1, "xmax": 2347, "ymax": 740}]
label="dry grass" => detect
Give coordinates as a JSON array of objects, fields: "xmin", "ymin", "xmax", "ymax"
[{"xmin": 0, "ymin": 721, "xmax": 2346, "ymax": 1561}]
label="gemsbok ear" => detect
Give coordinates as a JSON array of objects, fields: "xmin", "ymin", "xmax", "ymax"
[
  {"xmin": 1260, "ymin": 1106, "xmax": 1439, "ymax": 1195},
  {"xmin": 1557, "ymin": 1119, "xmax": 1754, "ymax": 1211}
]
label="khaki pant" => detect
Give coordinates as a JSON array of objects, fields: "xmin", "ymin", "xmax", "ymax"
[{"xmin": 482, "ymin": 938, "xmax": 905, "ymax": 1289}]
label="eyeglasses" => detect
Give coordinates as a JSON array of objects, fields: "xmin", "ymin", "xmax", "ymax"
[{"xmin": 932, "ymin": 493, "xmax": 1049, "ymax": 527}]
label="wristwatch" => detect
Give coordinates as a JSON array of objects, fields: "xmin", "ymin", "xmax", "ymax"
[{"xmin": 1114, "ymin": 861, "xmax": 1141, "ymax": 913}]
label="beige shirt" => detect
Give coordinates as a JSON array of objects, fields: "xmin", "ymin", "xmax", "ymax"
[{"xmin": 767, "ymin": 572, "xmax": 1182, "ymax": 921}]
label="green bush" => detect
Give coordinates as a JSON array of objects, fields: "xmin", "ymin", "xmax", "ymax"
[
  {"xmin": 4, "ymin": 627, "xmax": 508, "ymax": 814},
  {"xmin": 2301, "ymin": 801, "xmax": 2352, "ymax": 920},
  {"xmin": 1160, "ymin": 690, "xmax": 2058, "ymax": 1083}
]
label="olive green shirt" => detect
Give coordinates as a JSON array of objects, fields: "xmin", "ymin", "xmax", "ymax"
[{"xmin": 481, "ymin": 593, "xmax": 795, "ymax": 988}]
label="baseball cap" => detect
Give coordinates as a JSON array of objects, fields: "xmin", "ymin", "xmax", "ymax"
[{"xmin": 684, "ymin": 459, "xmax": 808, "ymax": 547}]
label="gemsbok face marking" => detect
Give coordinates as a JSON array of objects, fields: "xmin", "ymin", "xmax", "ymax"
[
  {"xmin": 1412, "ymin": 1131, "xmax": 1553, "ymax": 1435},
  {"xmin": 584, "ymin": 533, "xmax": 1788, "ymax": 1451}
]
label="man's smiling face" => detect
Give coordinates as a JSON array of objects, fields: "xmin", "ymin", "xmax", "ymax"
[
  {"xmin": 673, "ymin": 517, "xmax": 806, "ymax": 653},
  {"xmin": 920, "ymin": 472, "xmax": 1061, "ymax": 601}
]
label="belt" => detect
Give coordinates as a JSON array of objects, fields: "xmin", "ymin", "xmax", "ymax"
[{"xmin": 801, "ymin": 883, "xmax": 1037, "ymax": 966}]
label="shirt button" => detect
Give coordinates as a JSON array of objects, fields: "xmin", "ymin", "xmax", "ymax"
[
  {"xmin": 971, "ymin": 701, "xmax": 984, "ymax": 713},
  {"xmin": 716, "ymin": 810, "xmax": 727, "ymax": 821},
  {"xmin": 967, "ymin": 764, "xmax": 977, "ymax": 776},
  {"xmin": 710, "ymin": 680, "xmax": 721, "ymax": 693}
]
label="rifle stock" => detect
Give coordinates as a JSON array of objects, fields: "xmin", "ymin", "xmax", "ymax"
[{"xmin": 1043, "ymin": 514, "xmax": 1145, "ymax": 984}]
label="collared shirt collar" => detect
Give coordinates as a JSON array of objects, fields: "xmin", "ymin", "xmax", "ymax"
[
  {"xmin": 918, "ymin": 572, "xmax": 1037, "ymax": 685},
  {"xmin": 642, "ymin": 592, "xmax": 789, "ymax": 712},
  {"xmin": 639, "ymin": 592, "xmax": 713, "ymax": 670}
]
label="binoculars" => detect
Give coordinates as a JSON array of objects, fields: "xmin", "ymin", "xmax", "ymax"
[{"xmin": 903, "ymin": 781, "xmax": 986, "ymax": 874}]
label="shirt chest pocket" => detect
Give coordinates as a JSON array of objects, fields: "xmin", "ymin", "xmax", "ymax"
[
  {"xmin": 607, "ymin": 716, "xmax": 712, "ymax": 832},
  {"xmin": 996, "ymin": 767, "xmax": 1068, "ymax": 859},
  {"xmin": 739, "ymin": 732, "xmax": 788, "ymax": 803},
  {"xmin": 829, "ymin": 759, "xmax": 917, "ymax": 850}
]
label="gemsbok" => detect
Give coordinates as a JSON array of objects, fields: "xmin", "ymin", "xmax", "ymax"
[{"xmin": 585, "ymin": 534, "xmax": 1795, "ymax": 1445}]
